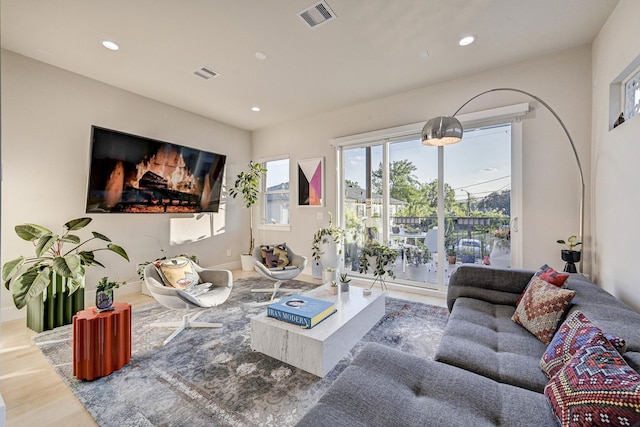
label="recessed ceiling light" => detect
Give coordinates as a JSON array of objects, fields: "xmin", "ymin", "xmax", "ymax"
[
  {"xmin": 101, "ymin": 40, "xmax": 120, "ymax": 51},
  {"xmin": 458, "ymin": 35, "xmax": 476, "ymax": 46},
  {"xmin": 251, "ymin": 106, "xmax": 261, "ymax": 112},
  {"xmin": 255, "ymin": 52, "xmax": 267, "ymax": 60},
  {"xmin": 420, "ymin": 50, "xmax": 430, "ymax": 59}
]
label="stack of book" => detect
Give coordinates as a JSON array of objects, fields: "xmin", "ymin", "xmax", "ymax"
[{"xmin": 267, "ymin": 295, "xmax": 336, "ymax": 328}]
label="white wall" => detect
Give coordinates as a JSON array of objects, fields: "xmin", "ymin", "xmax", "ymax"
[
  {"xmin": 591, "ymin": 0, "xmax": 640, "ymax": 311},
  {"xmin": 1, "ymin": 50, "xmax": 251, "ymax": 321},
  {"xmin": 252, "ymin": 46, "xmax": 593, "ymax": 278}
]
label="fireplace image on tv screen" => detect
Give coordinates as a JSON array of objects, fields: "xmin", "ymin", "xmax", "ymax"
[{"xmin": 86, "ymin": 126, "xmax": 226, "ymax": 213}]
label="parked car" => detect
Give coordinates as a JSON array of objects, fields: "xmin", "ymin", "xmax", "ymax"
[{"xmin": 455, "ymin": 238, "xmax": 485, "ymax": 257}]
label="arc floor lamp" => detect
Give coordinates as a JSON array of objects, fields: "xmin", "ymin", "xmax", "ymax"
[{"xmin": 421, "ymin": 88, "xmax": 585, "ymax": 271}]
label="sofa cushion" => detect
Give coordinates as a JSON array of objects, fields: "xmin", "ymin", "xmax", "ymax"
[
  {"xmin": 297, "ymin": 343, "xmax": 556, "ymax": 427},
  {"xmin": 512, "ymin": 276, "xmax": 575, "ymax": 344},
  {"xmin": 544, "ymin": 332, "xmax": 640, "ymax": 427},
  {"xmin": 434, "ymin": 297, "xmax": 550, "ymax": 393},
  {"xmin": 537, "ymin": 264, "xmax": 569, "ymax": 287},
  {"xmin": 540, "ymin": 310, "xmax": 627, "ymax": 379}
]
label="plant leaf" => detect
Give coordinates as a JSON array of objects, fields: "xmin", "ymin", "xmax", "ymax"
[
  {"xmin": 35, "ymin": 233, "xmax": 58, "ymax": 257},
  {"xmin": 12, "ymin": 267, "xmax": 50, "ymax": 309},
  {"xmin": 15, "ymin": 224, "xmax": 51, "ymax": 241},
  {"xmin": 92, "ymin": 232, "xmax": 111, "ymax": 242},
  {"xmin": 64, "ymin": 217, "xmax": 92, "ymax": 231},
  {"xmin": 51, "ymin": 254, "xmax": 82, "ymax": 277},
  {"xmin": 108, "ymin": 244, "xmax": 130, "ymax": 261},
  {"xmin": 2, "ymin": 256, "xmax": 25, "ymax": 282},
  {"xmin": 60, "ymin": 234, "xmax": 81, "ymax": 244}
]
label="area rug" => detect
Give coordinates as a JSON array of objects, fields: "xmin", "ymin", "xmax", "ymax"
[{"xmin": 33, "ymin": 277, "xmax": 449, "ymax": 427}]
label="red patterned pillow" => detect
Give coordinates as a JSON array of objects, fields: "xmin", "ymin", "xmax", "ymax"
[
  {"xmin": 537, "ymin": 264, "xmax": 569, "ymax": 287},
  {"xmin": 540, "ymin": 310, "xmax": 627, "ymax": 378},
  {"xmin": 516, "ymin": 264, "xmax": 570, "ymax": 305},
  {"xmin": 512, "ymin": 276, "xmax": 575, "ymax": 344},
  {"xmin": 544, "ymin": 332, "xmax": 640, "ymax": 427}
]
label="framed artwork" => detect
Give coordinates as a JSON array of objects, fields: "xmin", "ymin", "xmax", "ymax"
[{"xmin": 297, "ymin": 157, "xmax": 324, "ymax": 206}]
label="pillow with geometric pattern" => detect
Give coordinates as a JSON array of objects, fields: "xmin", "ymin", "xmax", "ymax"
[
  {"xmin": 512, "ymin": 276, "xmax": 575, "ymax": 344},
  {"xmin": 516, "ymin": 264, "xmax": 570, "ymax": 306},
  {"xmin": 544, "ymin": 332, "xmax": 640, "ymax": 427},
  {"xmin": 540, "ymin": 310, "xmax": 627, "ymax": 379},
  {"xmin": 154, "ymin": 256, "xmax": 201, "ymax": 290}
]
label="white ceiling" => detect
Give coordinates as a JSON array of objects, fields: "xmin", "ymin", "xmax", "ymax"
[{"xmin": 1, "ymin": 0, "xmax": 618, "ymax": 131}]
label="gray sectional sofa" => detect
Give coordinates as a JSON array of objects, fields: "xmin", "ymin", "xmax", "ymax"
[{"xmin": 297, "ymin": 265, "xmax": 640, "ymax": 426}]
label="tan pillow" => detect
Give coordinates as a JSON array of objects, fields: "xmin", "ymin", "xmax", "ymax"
[
  {"xmin": 273, "ymin": 244, "xmax": 290, "ymax": 266},
  {"xmin": 512, "ymin": 276, "xmax": 575, "ymax": 344},
  {"xmin": 155, "ymin": 256, "xmax": 201, "ymax": 290}
]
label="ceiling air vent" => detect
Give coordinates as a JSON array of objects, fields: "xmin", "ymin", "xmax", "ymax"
[
  {"xmin": 193, "ymin": 66, "xmax": 219, "ymax": 80},
  {"xmin": 298, "ymin": 1, "xmax": 336, "ymax": 28}
]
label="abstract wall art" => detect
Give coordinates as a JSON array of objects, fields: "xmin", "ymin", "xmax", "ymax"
[{"xmin": 297, "ymin": 157, "xmax": 324, "ymax": 206}]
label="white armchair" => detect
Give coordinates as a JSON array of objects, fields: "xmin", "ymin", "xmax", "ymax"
[{"xmin": 250, "ymin": 244, "xmax": 307, "ymax": 305}]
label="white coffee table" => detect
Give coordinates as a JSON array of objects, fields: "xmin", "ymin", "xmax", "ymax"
[{"xmin": 250, "ymin": 284, "xmax": 385, "ymax": 377}]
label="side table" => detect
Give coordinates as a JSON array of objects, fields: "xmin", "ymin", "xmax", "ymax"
[{"xmin": 73, "ymin": 302, "xmax": 132, "ymax": 380}]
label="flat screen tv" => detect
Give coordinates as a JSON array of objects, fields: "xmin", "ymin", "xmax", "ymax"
[{"xmin": 86, "ymin": 126, "xmax": 226, "ymax": 213}]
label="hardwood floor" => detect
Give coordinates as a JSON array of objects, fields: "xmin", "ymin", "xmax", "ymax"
[{"xmin": 0, "ymin": 269, "xmax": 445, "ymax": 426}]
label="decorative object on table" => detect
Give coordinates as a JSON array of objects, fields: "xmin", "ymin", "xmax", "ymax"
[
  {"xmin": 33, "ymin": 277, "xmax": 449, "ymax": 427},
  {"xmin": 358, "ymin": 242, "xmax": 398, "ymax": 291},
  {"xmin": 143, "ymin": 262, "xmax": 233, "ymax": 346},
  {"xmin": 329, "ymin": 281, "xmax": 338, "ymax": 295},
  {"xmin": 311, "ymin": 212, "xmax": 345, "ymax": 270},
  {"xmin": 72, "ymin": 302, "xmax": 132, "ymax": 380},
  {"xmin": 404, "ymin": 244, "xmax": 431, "ymax": 282},
  {"xmin": 297, "ymin": 157, "xmax": 324, "ymax": 206},
  {"xmin": 229, "ymin": 160, "xmax": 267, "ymax": 271},
  {"xmin": 2, "ymin": 217, "xmax": 129, "ymax": 332},
  {"xmin": 421, "ymin": 88, "xmax": 585, "ymax": 274},
  {"xmin": 95, "ymin": 277, "xmax": 125, "ymax": 312},
  {"xmin": 339, "ymin": 273, "xmax": 351, "ymax": 292},
  {"xmin": 267, "ymin": 294, "xmax": 336, "ymax": 328},
  {"xmin": 249, "ymin": 243, "xmax": 307, "ymax": 306},
  {"xmin": 556, "ymin": 235, "xmax": 582, "ymax": 273}
]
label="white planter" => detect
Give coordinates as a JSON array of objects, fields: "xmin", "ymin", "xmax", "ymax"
[
  {"xmin": 407, "ymin": 264, "xmax": 429, "ymax": 282},
  {"xmin": 490, "ymin": 242, "xmax": 510, "ymax": 268},
  {"xmin": 240, "ymin": 254, "xmax": 255, "ymax": 271},
  {"xmin": 322, "ymin": 269, "xmax": 338, "ymax": 283},
  {"xmin": 319, "ymin": 240, "xmax": 340, "ymax": 270}
]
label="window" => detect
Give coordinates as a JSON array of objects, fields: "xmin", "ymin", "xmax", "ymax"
[
  {"xmin": 263, "ymin": 157, "xmax": 290, "ymax": 225},
  {"xmin": 624, "ymin": 66, "xmax": 640, "ymax": 121}
]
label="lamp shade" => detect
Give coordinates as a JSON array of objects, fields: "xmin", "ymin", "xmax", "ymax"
[{"xmin": 421, "ymin": 116, "xmax": 463, "ymax": 146}]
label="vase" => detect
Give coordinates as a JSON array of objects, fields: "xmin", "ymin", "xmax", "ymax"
[
  {"xmin": 329, "ymin": 286, "xmax": 338, "ymax": 295},
  {"xmin": 322, "ymin": 268, "xmax": 338, "ymax": 283},
  {"xmin": 561, "ymin": 250, "xmax": 581, "ymax": 273},
  {"xmin": 340, "ymin": 281, "xmax": 350, "ymax": 292},
  {"xmin": 319, "ymin": 240, "xmax": 340, "ymax": 270},
  {"xmin": 96, "ymin": 288, "xmax": 115, "ymax": 311},
  {"xmin": 26, "ymin": 273, "xmax": 85, "ymax": 332}
]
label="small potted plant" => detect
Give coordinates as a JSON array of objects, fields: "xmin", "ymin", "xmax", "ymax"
[
  {"xmin": 229, "ymin": 161, "xmax": 267, "ymax": 271},
  {"xmin": 329, "ymin": 280, "xmax": 338, "ymax": 295},
  {"xmin": 339, "ymin": 273, "xmax": 351, "ymax": 292},
  {"xmin": 95, "ymin": 277, "xmax": 126, "ymax": 312},
  {"xmin": 557, "ymin": 235, "xmax": 582, "ymax": 273},
  {"xmin": 322, "ymin": 267, "xmax": 338, "ymax": 283},
  {"xmin": 405, "ymin": 244, "xmax": 431, "ymax": 282},
  {"xmin": 446, "ymin": 245, "xmax": 457, "ymax": 265}
]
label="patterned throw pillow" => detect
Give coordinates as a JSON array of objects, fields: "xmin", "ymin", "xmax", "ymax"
[
  {"xmin": 260, "ymin": 245, "xmax": 274, "ymax": 266},
  {"xmin": 273, "ymin": 243, "xmax": 290, "ymax": 266},
  {"xmin": 544, "ymin": 332, "xmax": 640, "ymax": 427},
  {"xmin": 512, "ymin": 276, "xmax": 576, "ymax": 344},
  {"xmin": 155, "ymin": 256, "xmax": 201, "ymax": 290},
  {"xmin": 516, "ymin": 264, "xmax": 570, "ymax": 305},
  {"xmin": 540, "ymin": 310, "xmax": 627, "ymax": 378}
]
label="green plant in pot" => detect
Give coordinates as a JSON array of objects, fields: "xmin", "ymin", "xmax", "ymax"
[
  {"xmin": 229, "ymin": 160, "xmax": 267, "ymax": 271},
  {"xmin": 339, "ymin": 272, "xmax": 351, "ymax": 292},
  {"xmin": 557, "ymin": 235, "xmax": 582, "ymax": 273},
  {"xmin": 2, "ymin": 217, "xmax": 129, "ymax": 331},
  {"xmin": 95, "ymin": 277, "xmax": 126, "ymax": 312},
  {"xmin": 312, "ymin": 212, "xmax": 345, "ymax": 270},
  {"xmin": 358, "ymin": 243, "xmax": 398, "ymax": 290}
]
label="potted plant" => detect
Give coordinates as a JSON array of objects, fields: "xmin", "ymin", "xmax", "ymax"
[
  {"xmin": 229, "ymin": 160, "xmax": 267, "ymax": 271},
  {"xmin": 404, "ymin": 244, "xmax": 431, "ymax": 282},
  {"xmin": 358, "ymin": 243, "xmax": 398, "ymax": 290},
  {"xmin": 557, "ymin": 235, "xmax": 582, "ymax": 273},
  {"xmin": 311, "ymin": 212, "xmax": 345, "ymax": 271},
  {"xmin": 2, "ymin": 217, "xmax": 129, "ymax": 332},
  {"xmin": 95, "ymin": 277, "xmax": 126, "ymax": 312},
  {"xmin": 339, "ymin": 272, "xmax": 351, "ymax": 292},
  {"xmin": 322, "ymin": 267, "xmax": 338, "ymax": 284},
  {"xmin": 446, "ymin": 245, "xmax": 457, "ymax": 265},
  {"xmin": 459, "ymin": 248, "xmax": 476, "ymax": 264},
  {"xmin": 329, "ymin": 280, "xmax": 338, "ymax": 295}
]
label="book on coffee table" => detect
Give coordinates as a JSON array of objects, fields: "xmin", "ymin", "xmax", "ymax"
[{"xmin": 267, "ymin": 294, "xmax": 336, "ymax": 329}]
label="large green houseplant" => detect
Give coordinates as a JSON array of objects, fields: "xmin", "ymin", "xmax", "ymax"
[
  {"xmin": 229, "ymin": 161, "xmax": 267, "ymax": 270},
  {"xmin": 2, "ymin": 217, "xmax": 129, "ymax": 331},
  {"xmin": 358, "ymin": 242, "xmax": 398, "ymax": 290}
]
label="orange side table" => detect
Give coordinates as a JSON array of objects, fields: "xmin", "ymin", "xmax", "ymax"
[{"xmin": 73, "ymin": 302, "xmax": 132, "ymax": 380}]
